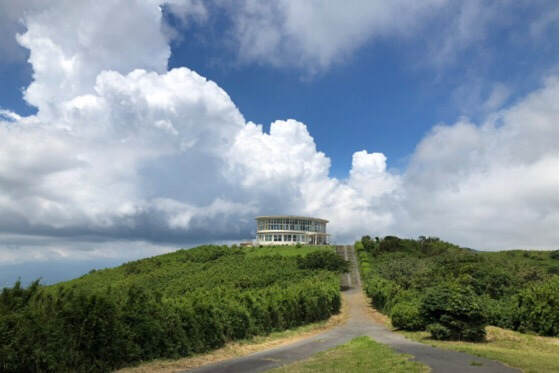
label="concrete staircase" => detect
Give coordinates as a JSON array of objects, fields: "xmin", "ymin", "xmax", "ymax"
[{"xmin": 335, "ymin": 245, "xmax": 360, "ymax": 290}]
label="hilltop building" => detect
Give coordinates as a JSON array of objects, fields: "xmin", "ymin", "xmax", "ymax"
[{"xmin": 255, "ymin": 216, "xmax": 329, "ymax": 245}]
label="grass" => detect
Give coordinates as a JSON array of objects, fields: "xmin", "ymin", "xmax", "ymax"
[
  {"xmin": 361, "ymin": 288, "xmax": 559, "ymax": 373},
  {"xmin": 245, "ymin": 245, "xmax": 334, "ymax": 257},
  {"xmin": 400, "ymin": 326, "xmax": 559, "ymax": 373},
  {"xmin": 267, "ymin": 336, "xmax": 429, "ymax": 373},
  {"xmin": 116, "ymin": 295, "xmax": 349, "ymax": 373}
]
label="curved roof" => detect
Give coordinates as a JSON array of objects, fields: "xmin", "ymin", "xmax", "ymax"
[{"xmin": 256, "ymin": 215, "xmax": 329, "ymax": 223}]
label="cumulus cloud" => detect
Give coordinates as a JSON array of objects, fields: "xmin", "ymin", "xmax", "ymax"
[
  {"xmin": 17, "ymin": 0, "xmax": 172, "ymax": 119},
  {"xmin": 0, "ymin": 0, "xmax": 557, "ymax": 269},
  {"xmin": 399, "ymin": 76, "xmax": 558, "ymax": 249}
]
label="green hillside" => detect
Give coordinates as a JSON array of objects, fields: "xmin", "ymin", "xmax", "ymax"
[
  {"xmin": 357, "ymin": 236, "xmax": 558, "ymax": 338},
  {"xmin": 0, "ymin": 245, "xmax": 343, "ymax": 372},
  {"xmin": 47, "ymin": 245, "xmax": 334, "ymax": 297}
]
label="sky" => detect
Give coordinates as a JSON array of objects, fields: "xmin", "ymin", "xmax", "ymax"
[{"xmin": 0, "ymin": 0, "xmax": 558, "ymax": 286}]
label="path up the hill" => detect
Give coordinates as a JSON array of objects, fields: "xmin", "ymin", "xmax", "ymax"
[{"xmin": 183, "ymin": 246, "xmax": 519, "ymax": 373}]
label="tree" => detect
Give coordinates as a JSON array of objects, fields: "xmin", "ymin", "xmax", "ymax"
[{"xmin": 420, "ymin": 283, "xmax": 487, "ymax": 341}]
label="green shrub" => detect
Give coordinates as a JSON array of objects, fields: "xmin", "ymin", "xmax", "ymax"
[
  {"xmin": 515, "ymin": 277, "xmax": 559, "ymax": 336},
  {"xmin": 365, "ymin": 276, "xmax": 395, "ymax": 313},
  {"xmin": 355, "ymin": 241, "xmax": 364, "ymax": 252},
  {"xmin": 297, "ymin": 251, "xmax": 349, "ymax": 273},
  {"xmin": 420, "ymin": 283, "xmax": 486, "ymax": 341},
  {"xmin": 482, "ymin": 296, "xmax": 517, "ymax": 330},
  {"xmin": 379, "ymin": 236, "xmax": 403, "ymax": 252},
  {"xmin": 183, "ymin": 245, "xmax": 242, "ymax": 262},
  {"xmin": 391, "ymin": 301, "xmax": 425, "ymax": 330},
  {"xmin": 426, "ymin": 323, "xmax": 452, "ymax": 340},
  {"xmin": 361, "ymin": 236, "xmax": 379, "ymax": 255}
]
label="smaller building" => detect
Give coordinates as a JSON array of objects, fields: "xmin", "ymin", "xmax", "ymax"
[{"xmin": 255, "ymin": 216, "xmax": 329, "ymax": 245}]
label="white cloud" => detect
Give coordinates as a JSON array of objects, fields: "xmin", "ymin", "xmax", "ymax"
[
  {"xmin": 483, "ymin": 83, "xmax": 511, "ymax": 112},
  {"xmin": 0, "ymin": 234, "xmax": 175, "ymax": 265},
  {"xmin": 0, "ymin": 0, "xmax": 556, "ymax": 269},
  {"xmin": 451, "ymin": 79, "xmax": 514, "ymax": 116},
  {"xmin": 228, "ymin": 120, "xmax": 399, "ymax": 239},
  {"xmin": 218, "ymin": 0, "xmax": 557, "ymax": 74},
  {"xmin": 228, "ymin": 119, "xmax": 330, "ymax": 187},
  {"xmin": 349, "ymin": 151, "xmax": 399, "ymax": 199},
  {"xmin": 224, "ymin": 0, "xmax": 447, "ymax": 72},
  {"xmin": 399, "ymin": 76, "xmax": 558, "ymax": 249},
  {"xmin": 16, "ymin": 0, "xmax": 171, "ymax": 118},
  {"xmin": 0, "ymin": 0, "xmax": 42, "ymax": 63}
]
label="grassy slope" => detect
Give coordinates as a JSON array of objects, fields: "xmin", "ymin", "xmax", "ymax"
[
  {"xmin": 268, "ymin": 336, "xmax": 429, "ymax": 373},
  {"xmin": 400, "ymin": 326, "xmax": 558, "ymax": 373}
]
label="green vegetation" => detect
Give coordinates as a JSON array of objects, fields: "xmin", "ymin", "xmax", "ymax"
[
  {"xmin": 297, "ymin": 250, "xmax": 349, "ymax": 273},
  {"xmin": 421, "ymin": 283, "xmax": 487, "ymax": 341},
  {"xmin": 118, "ymin": 303, "xmax": 348, "ymax": 373},
  {"xmin": 356, "ymin": 235, "xmax": 558, "ymax": 340},
  {"xmin": 0, "ymin": 245, "xmax": 343, "ymax": 372},
  {"xmin": 268, "ymin": 336, "xmax": 428, "ymax": 373},
  {"xmin": 245, "ymin": 244, "xmax": 333, "ymax": 257},
  {"xmin": 401, "ymin": 326, "xmax": 559, "ymax": 373}
]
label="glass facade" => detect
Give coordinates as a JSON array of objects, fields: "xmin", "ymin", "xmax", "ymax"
[
  {"xmin": 256, "ymin": 217, "xmax": 326, "ymax": 233},
  {"xmin": 255, "ymin": 217, "xmax": 328, "ymax": 245}
]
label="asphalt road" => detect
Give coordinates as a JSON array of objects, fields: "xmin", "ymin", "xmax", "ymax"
[{"xmin": 183, "ymin": 246, "xmax": 519, "ymax": 373}]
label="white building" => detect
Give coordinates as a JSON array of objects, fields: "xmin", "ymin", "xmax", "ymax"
[{"xmin": 255, "ymin": 216, "xmax": 329, "ymax": 245}]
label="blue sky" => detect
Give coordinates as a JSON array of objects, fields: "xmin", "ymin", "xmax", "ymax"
[
  {"xmin": 164, "ymin": 4, "xmax": 557, "ymax": 177},
  {"xmin": 0, "ymin": 0, "xmax": 557, "ymax": 286}
]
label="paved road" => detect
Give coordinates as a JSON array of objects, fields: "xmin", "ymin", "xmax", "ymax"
[{"xmin": 184, "ymin": 246, "xmax": 519, "ymax": 373}]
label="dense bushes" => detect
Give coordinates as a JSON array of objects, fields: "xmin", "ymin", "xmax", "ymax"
[
  {"xmin": 297, "ymin": 250, "xmax": 349, "ymax": 273},
  {"xmin": 420, "ymin": 284, "xmax": 486, "ymax": 341},
  {"xmin": 0, "ymin": 246, "xmax": 341, "ymax": 372},
  {"xmin": 391, "ymin": 301, "xmax": 424, "ymax": 331},
  {"xmin": 515, "ymin": 277, "xmax": 559, "ymax": 336},
  {"xmin": 356, "ymin": 236, "xmax": 559, "ymax": 339},
  {"xmin": 483, "ymin": 296, "xmax": 517, "ymax": 331},
  {"xmin": 364, "ymin": 276, "xmax": 394, "ymax": 313}
]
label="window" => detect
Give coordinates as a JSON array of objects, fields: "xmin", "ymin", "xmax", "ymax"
[
  {"xmin": 284, "ymin": 234, "xmax": 291, "ymax": 241},
  {"xmin": 274, "ymin": 234, "xmax": 282, "ymax": 242}
]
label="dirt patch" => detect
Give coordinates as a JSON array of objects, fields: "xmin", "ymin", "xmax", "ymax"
[
  {"xmin": 357, "ymin": 291, "xmax": 391, "ymax": 327},
  {"xmin": 115, "ymin": 296, "xmax": 350, "ymax": 373}
]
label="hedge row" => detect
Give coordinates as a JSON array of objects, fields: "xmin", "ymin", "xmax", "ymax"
[{"xmin": 0, "ymin": 248, "xmax": 341, "ymax": 372}]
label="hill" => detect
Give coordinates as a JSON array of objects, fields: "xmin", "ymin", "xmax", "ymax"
[
  {"xmin": 0, "ymin": 244, "xmax": 344, "ymax": 372},
  {"xmin": 357, "ymin": 235, "xmax": 559, "ymax": 337}
]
